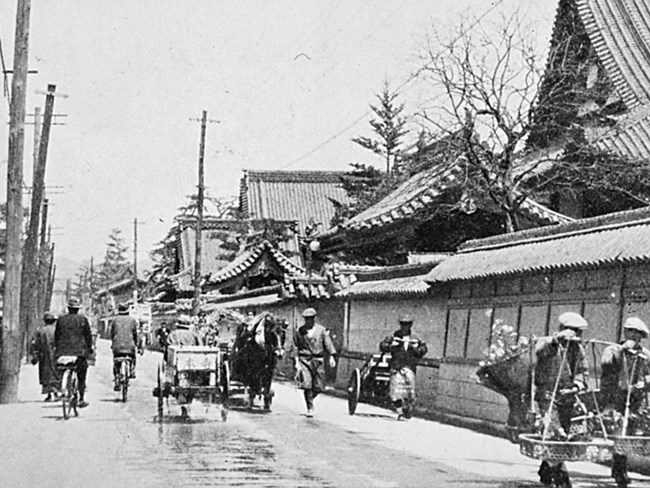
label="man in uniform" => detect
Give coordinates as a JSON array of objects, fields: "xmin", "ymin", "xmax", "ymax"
[
  {"xmin": 601, "ymin": 317, "xmax": 650, "ymax": 486},
  {"xmin": 535, "ymin": 312, "xmax": 589, "ymax": 487},
  {"xmin": 54, "ymin": 297, "xmax": 94, "ymax": 408},
  {"xmin": 380, "ymin": 315, "xmax": 428, "ymax": 420},
  {"xmin": 110, "ymin": 302, "xmax": 140, "ymax": 390},
  {"xmin": 293, "ymin": 308, "xmax": 336, "ymax": 417},
  {"xmin": 31, "ymin": 312, "xmax": 61, "ymax": 401}
]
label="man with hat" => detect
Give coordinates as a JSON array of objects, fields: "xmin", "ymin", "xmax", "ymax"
[
  {"xmin": 168, "ymin": 315, "xmax": 202, "ymax": 347},
  {"xmin": 30, "ymin": 312, "xmax": 61, "ymax": 402},
  {"xmin": 54, "ymin": 297, "xmax": 94, "ymax": 408},
  {"xmin": 601, "ymin": 317, "xmax": 650, "ymax": 486},
  {"xmin": 110, "ymin": 302, "xmax": 140, "ymax": 390},
  {"xmin": 293, "ymin": 307, "xmax": 337, "ymax": 417},
  {"xmin": 379, "ymin": 314, "xmax": 428, "ymax": 420},
  {"xmin": 534, "ymin": 311, "xmax": 589, "ymax": 486}
]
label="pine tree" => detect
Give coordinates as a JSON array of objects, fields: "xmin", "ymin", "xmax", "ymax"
[
  {"xmin": 352, "ymin": 81, "xmax": 408, "ymax": 174},
  {"xmin": 98, "ymin": 228, "xmax": 131, "ymax": 287}
]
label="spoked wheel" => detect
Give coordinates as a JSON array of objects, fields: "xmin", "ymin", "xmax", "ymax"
[
  {"xmin": 221, "ymin": 362, "xmax": 231, "ymax": 403},
  {"xmin": 157, "ymin": 365, "xmax": 164, "ymax": 422},
  {"xmin": 61, "ymin": 370, "xmax": 73, "ymax": 420},
  {"xmin": 121, "ymin": 361, "xmax": 129, "ymax": 403},
  {"xmin": 70, "ymin": 373, "xmax": 79, "ymax": 417},
  {"xmin": 347, "ymin": 368, "xmax": 361, "ymax": 415}
]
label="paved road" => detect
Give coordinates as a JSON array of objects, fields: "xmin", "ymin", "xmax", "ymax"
[{"xmin": 3, "ymin": 339, "xmax": 650, "ymax": 487}]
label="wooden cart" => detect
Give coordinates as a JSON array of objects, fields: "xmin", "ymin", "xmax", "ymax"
[
  {"xmin": 347, "ymin": 352, "xmax": 392, "ymax": 415},
  {"xmin": 153, "ymin": 344, "xmax": 230, "ymax": 421}
]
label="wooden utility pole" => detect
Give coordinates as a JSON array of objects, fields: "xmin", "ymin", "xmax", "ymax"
[
  {"xmin": 133, "ymin": 218, "xmax": 138, "ymax": 303},
  {"xmin": 1, "ymin": 0, "xmax": 32, "ymax": 403},
  {"xmin": 20, "ymin": 84, "xmax": 59, "ymax": 355},
  {"xmin": 192, "ymin": 110, "xmax": 207, "ymax": 316}
]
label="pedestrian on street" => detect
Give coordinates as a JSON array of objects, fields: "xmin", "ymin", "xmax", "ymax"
[
  {"xmin": 168, "ymin": 315, "xmax": 202, "ymax": 348},
  {"xmin": 110, "ymin": 302, "xmax": 140, "ymax": 391},
  {"xmin": 293, "ymin": 307, "xmax": 337, "ymax": 417},
  {"xmin": 156, "ymin": 322, "xmax": 171, "ymax": 355},
  {"xmin": 534, "ymin": 312, "xmax": 589, "ymax": 487},
  {"xmin": 601, "ymin": 317, "xmax": 650, "ymax": 486},
  {"xmin": 30, "ymin": 312, "xmax": 61, "ymax": 402},
  {"xmin": 54, "ymin": 297, "xmax": 94, "ymax": 408},
  {"xmin": 379, "ymin": 315, "xmax": 428, "ymax": 421}
]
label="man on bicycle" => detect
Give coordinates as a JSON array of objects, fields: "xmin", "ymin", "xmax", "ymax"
[
  {"xmin": 110, "ymin": 302, "xmax": 140, "ymax": 390},
  {"xmin": 55, "ymin": 297, "xmax": 94, "ymax": 408}
]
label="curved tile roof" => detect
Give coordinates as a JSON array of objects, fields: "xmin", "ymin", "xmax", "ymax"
[
  {"xmin": 206, "ymin": 240, "xmax": 304, "ymax": 285},
  {"xmin": 577, "ymin": 0, "xmax": 650, "ymax": 109},
  {"xmin": 335, "ymin": 274, "xmax": 430, "ymax": 298},
  {"xmin": 425, "ymin": 209, "xmax": 650, "ymax": 283}
]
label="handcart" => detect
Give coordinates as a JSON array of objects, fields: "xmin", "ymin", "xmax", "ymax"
[
  {"xmin": 347, "ymin": 352, "xmax": 392, "ymax": 415},
  {"xmin": 153, "ymin": 344, "xmax": 230, "ymax": 421}
]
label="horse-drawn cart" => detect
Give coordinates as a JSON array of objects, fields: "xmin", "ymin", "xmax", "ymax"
[
  {"xmin": 347, "ymin": 352, "xmax": 392, "ymax": 415},
  {"xmin": 153, "ymin": 344, "xmax": 230, "ymax": 421}
]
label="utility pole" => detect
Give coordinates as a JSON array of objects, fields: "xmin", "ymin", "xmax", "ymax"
[
  {"xmin": 1, "ymin": 0, "xmax": 32, "ymax": 403},
  {"xmin": 133, "ymin": 218, "xmax": 138, "ymax": 303},
  {"xmin": 192, "ymin": 110, "xmax": 207, "ymax": 316},
  {"xmin": 20, "ymin": 84, "xmax": 61, "ymax": 356}
]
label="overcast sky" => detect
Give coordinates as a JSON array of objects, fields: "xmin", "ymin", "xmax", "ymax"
[{"xmin": 0, "ymin": 0, "xmax": 557, "ymax": 278}]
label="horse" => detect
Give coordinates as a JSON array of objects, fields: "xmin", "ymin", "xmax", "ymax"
[{"xmin": 230, "ymin": 311, "xmax": 288, "ymax": 410}]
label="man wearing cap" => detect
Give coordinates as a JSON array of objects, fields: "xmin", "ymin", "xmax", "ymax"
[
  {"xmin": 168, "ymin": 315, "xmax": 202, "ymax": 347},
  {"xmin": 110, "ymin": 302, "xmax": 140, "ymax": 390},
  {"xmin": 379, "ymin": 315, "xmax": 428, "ymax": 420},
  {"xmin": 534, "ymin": 311, "xmax": 589, "ymax": 486},
  {"xmin": 601, "ymin": 317, "xmax": 650, "ymax": 486},
  {"xmin": 55, "ymin": 297, "xmax": 94, "ymax": 408},
  {"xmin": 30, "ymin": 312, "xmax": 61, "ymax": 402},
  {"xmin": 293, "ymin": 308, "xmax": 337, "ymax": 417}
]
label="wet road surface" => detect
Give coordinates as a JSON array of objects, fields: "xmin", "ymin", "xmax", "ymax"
[{"xmin": 4, "ymin": 339, "xmax": 650, "ymax": 487}]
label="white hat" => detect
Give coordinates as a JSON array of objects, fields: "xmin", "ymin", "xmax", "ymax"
[
  {"xmin": 558, "ymin": 312, "xmax": 587, "ymax": 329},
  {"xmin": 624, "ymin": 317, "xmax": 649, "ymax": 337}
]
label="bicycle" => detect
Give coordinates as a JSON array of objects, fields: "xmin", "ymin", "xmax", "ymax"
[
  {"xmin": 57, "ymin": 356, "xmax": 81, "ymax": 420},
  {"xmin": 114, "ymin": 356, "xmax": 133, "ymax": 402}
]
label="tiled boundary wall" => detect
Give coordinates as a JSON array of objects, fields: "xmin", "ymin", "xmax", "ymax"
[{"xmin": 337, "ymin": 263, "xmax": 650, "ymax": 425}]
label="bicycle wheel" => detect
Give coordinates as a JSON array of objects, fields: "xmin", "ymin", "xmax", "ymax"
[
  {"xmin": 70, "ymin": 371, "xmax": 79, "ymax": 417},
  {"xmin": 61, "ymin": 369, "xmax": 71, "ymax": 420},
  {"xmin": 121, "ymin": 361, "xmax": 129, "ymax": 402}
]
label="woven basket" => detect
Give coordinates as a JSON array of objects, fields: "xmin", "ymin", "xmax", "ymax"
[
  {"xmin": 611, "ymin": 435, "xmax": 650, "ymax": 456},
  {"xmin": 519, "ymin": 434, "xmax": 613, "ymax": 463}
]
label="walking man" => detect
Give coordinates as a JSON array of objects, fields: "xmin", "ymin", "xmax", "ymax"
[
  {"xmin": 110, "ymin": 302, "xmax": 139, "ymax": 390},
  {"xmin": 31, "ymin": 312, "xmax": 61, "ymax": 401},
  {"xmin": 54, "ymin": 297, "xmax": 94, "ymax": 408},
  {"xmin": 534, "ymin": 312, "xmax": 589, "ymax": 487},
  {"xmin": 601, "ymin": 317, "xmax": 650, "ymax": 486},
  {"xmin": 294, "ymin": 308, "xmax": 336, "ymax": 417},
  {"xmin": 379, "ymin": 315, "xmax": 428, "ymax": 420}
]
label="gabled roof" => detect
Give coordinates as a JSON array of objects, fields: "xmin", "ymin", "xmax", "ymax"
[
  {"xmin": 425, "ymin": 205, "xmax": 650, "ymax": 283},
  {"xmin": 239, "ymin": 170, "xmax": 351, "ymax": 234},
  {"xmin": 318, "ymin": 161, "xmax": 573, "ymax": 238},
  {"xmin": 576, "ymin": 0, "xmax": 650, "ymax": 109},
  {"xmin": 206, "ymin": 240, "xmax": 304, "ymax": 285}
]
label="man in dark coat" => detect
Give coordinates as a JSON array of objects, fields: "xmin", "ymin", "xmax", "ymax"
[
  {"xmin": 168, "ymin": 315, "xmax": 202, "ymax": 347},
  {"xmin": 601, "ymin": 317, "xmax": 650, "ymax": 486},
  {"xmin": 55, "ymin": 297, "xmax": 94, "ymax": 408},
  {"xmin": 534, "ymin": 312, "xmax": 589, "ymax": 487},
  {"xmin": 31, "ymin": 312, "xmax": 61, "ymax": 401},
  {"xmin": 380, "ymin": 315, "xmax": 428, "ymax": 421},
  {"xmin": 110, "ymin": 302, "xmax": 139, "ymax": 391},
  {"xmin": 293, "ymin": 308, "xmax": 337, "ymax": 417}
]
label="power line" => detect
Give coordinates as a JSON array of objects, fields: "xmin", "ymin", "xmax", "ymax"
[{"xmin": 280, "ymin": 0, "xmax": 507, "ymax": 170}]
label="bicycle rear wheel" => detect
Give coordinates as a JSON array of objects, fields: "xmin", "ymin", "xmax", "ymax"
[
  {"xmin": 70, "ymin": 372, "xmax": 79, "ymax": 417},
  {"xmin": 61, "ymin": 369, "xmax": 79, "ymax": 419},
  {"xmin": 121, "ymin": 360, "xmax": 129, "ymax": 402}
]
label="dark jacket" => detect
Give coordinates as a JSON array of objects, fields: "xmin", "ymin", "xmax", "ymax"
[
  {"xmin": 534, "ymin": 336, "xmax": 588, "ymax": 396},
  {"xmin": 55, "ymin": 312, "xmax": 94, "ymax": 359},
  {"xmin": 168, "ymin": 327, "xmax": 202, "ymax": 347},
  {"xmin": 380, "ymin": 329, "xmax": 427, "ymax": 371},
  {"xmin": 110, "ymin": 313, "xmax": 139, "ymax": 355}
]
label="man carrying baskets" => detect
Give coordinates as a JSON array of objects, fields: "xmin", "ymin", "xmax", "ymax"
[
  {"xmin": 534, "ymin": 312, "xmax": 589, "ymax": 486},
  {"xmin": 601, "ymin": 317, "xmax": 650, "ymax": 487}
]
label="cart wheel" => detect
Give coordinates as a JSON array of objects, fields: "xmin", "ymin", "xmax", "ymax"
[
  {"xmin": 347, "ymin": 368, "xmax": 361, "ymax": 415},
  {"xmin": 221, "ymin": 362, "xmax": 231, "ymax": 402},
  {"xmin": 157, "ymin": 365, "xmax": 164, "ymax": 422}
]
